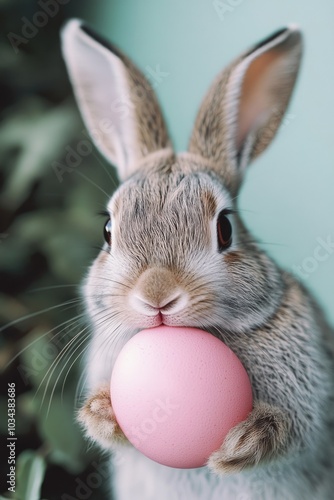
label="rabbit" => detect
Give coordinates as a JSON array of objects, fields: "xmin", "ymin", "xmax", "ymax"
[{"xmin": 61, "ymin": 19, "xmax": 334, "ymax": 500}]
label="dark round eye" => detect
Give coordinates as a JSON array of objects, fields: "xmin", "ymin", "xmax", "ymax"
[
  {"xmin": 104, "ymin": 219, "xmax": 112, "ymax": 245},
  {"xmin": 217, "ymin": 212, "xmax": 232, "ymax": 251}
]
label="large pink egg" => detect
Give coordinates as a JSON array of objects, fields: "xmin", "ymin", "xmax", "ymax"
[{"xmin": 111, "ymin": 326, "xmax": 252, "ymax": 469}]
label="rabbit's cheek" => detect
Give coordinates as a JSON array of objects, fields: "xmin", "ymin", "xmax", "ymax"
[{"xmin": 223, "ymin": 250, "xmax": 243, "ymax": 267}]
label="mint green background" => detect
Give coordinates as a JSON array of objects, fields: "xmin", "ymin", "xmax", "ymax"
[{"xmin": 92, "ymin": 1, "xmax": 334, "ymax": 324}]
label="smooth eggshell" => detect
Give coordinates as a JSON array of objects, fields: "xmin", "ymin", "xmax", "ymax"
[{"xmin": 111, "ymin": 326, "xmax": 252, "ymax": 469}]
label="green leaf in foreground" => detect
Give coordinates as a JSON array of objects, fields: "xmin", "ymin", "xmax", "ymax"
[{"xmin": 16, "ymin": 451, "xmax": 46, "ymax": 500}]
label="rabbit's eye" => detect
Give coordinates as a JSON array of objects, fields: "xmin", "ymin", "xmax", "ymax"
[
  {"xmin": 104, "ymin": 219, "xmax": 112, "ymax": 245},
  {"xmin": 217, "ymin": 212, "xmax": 232, "ymax": 251}
]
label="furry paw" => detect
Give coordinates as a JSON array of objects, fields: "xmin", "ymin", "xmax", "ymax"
[
  {"xmin": 207, "ymin": 402, "xmax": 289, "ymax": 475},
  {"xmin": 77, "ymin": 386, "xmax": 127, "ymax": 449}
]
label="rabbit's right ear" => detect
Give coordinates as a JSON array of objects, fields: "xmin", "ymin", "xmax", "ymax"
[
  {"xmin": 188, "ymin": 27, "xmax": 303, "ymax": 194},
  {"xmin": 61, "ymin": 20, "xmax": 172, "ymax": 181}
]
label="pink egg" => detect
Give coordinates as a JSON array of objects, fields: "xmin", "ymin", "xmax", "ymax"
[{"xmin": 111, "ymin": 326, "xmax": 253, "ymax": 469}]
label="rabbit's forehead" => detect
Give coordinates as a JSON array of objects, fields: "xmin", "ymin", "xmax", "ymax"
[
  {"xmin": 105, "ymin": 172, "xmax": 233, "ymax": 267},
  {"xmin": 107, "ymin": 172, "xmax": 232, "ymax": 218}
]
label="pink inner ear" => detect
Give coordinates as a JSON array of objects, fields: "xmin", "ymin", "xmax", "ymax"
[{"xmin": 236, "ymin": 50, "xmax": 285, "ymax": 151}]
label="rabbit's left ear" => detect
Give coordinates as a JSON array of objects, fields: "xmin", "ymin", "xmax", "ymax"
[
  {"xmin": 189, "ymin": 27, "xmax": 303, "ymax": 192},
  {"xmin": 61, "ymin": 20, "xmax": 172, "ymax": 181}
]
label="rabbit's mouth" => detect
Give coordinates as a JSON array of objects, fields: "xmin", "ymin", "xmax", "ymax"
[
  {"xmin": 135, "ymin": 311, "xmax": 191, "ymax": 329},
  {"xmin": 146, "ymin": 312, "xmax": 174, "ymax": 328},
  {"xmin": 129, "ymin": 286, "xmax": 190, "ymax": 328},
  {"xmin": 152, "ymin": 312, "xmax": 163, "ymax": 327}
]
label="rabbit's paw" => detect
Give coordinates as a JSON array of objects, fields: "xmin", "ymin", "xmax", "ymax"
[
  {"xmin": 207, "ymin": 402, "xmax": 289, "ymax": 475},
  {"xmin": 77, "ymin": 386, "xmax": 127, "ymax": 449}
]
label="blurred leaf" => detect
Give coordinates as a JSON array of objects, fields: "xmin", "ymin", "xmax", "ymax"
[
  {"xmin": 0, "ymin": 98, "xmax": 80, "ymax": 209},
  {"xmin": 6, "ymin": 208, "xmax": 101, "ymax": 281},
  {"xmin": 0, "ymin": 1, "xmax": 105, "ymax": 497},
  {"xmin": 0, "ymin": 344, "xmax": 17, "ymax": 371},
  {"xmin": 0, "ymin": 293, "xmax": 28, "ymax": 323},
  {"xmin": 16, "ymin": 450, "xmax": 46, "ymax": 500},
  {"xmin": 0, "ymin": 398, "xmax": 8, "ymax": 434},
  {"xmin": 38, "ymin": 391, "xmax": 88, "ymax": 473},
  {"xmin": 17, "ymin": 392, "xmax": 37, "ymax": 424},
  {"xmin": 19, "ymin": 327, "xmax": 61, "ymax": 389}
]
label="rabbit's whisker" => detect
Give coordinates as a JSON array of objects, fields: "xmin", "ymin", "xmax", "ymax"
[
  {"xmin": 2, "ymin": 313, "xmax": 85, "ymax": 371},
  {"xmin": 0, "ymin": 298, "xmax": 82, "ymax": 334}
]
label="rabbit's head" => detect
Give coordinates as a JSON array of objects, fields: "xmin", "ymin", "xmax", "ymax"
[{"xmin": 61, "ymin": 21, "xmax": 302, "ymax": 339}]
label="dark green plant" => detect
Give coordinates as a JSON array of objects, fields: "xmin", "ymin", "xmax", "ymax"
[{"xmin": 0, "ymin": 1, "xmax": 116, "ymax": 498}]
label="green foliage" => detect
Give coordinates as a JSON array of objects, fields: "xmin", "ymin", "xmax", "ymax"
[
  {"xmin": 0, "ymin": 1, "xmax": 117, "ymax": 498},
  {"xmin": 16, "ymin": 451, "xmax": 46, "ymax": 500},
  {"xmin": 38, "ymin": 391, "xmax": 95, "ymax": 474}
]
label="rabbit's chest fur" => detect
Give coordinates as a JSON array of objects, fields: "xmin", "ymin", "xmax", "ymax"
[{"xmin": 111, "ymin": 446, "xmax": 333, "ymax": 500}]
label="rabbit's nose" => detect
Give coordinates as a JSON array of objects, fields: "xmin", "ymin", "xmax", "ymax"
[
  {"xmin": 129, "ymin": 266, "xmax": 188, "ymax": 317},
  {"xmin": 130, "ymin": 291, "xmax": 188, "ymax": 317}
]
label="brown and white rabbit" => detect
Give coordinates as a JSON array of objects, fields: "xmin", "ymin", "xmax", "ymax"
[{"xmin": 61, "ymin": 20, "xmax": 334, "ymax": 500}]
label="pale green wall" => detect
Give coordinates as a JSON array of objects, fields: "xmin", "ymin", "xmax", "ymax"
[{"xmin": 92, "ymin": 1, "xmax": 334, "ymax": 324}]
